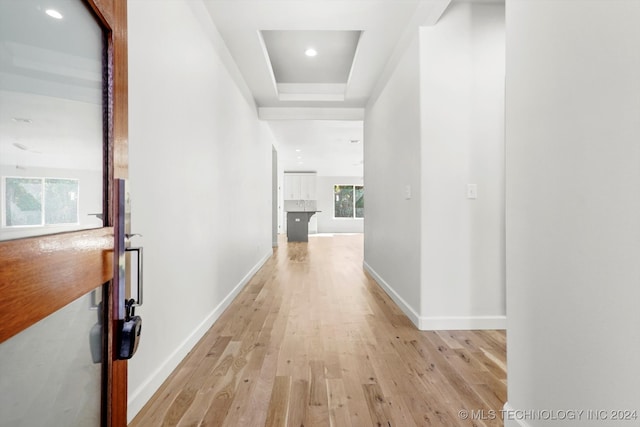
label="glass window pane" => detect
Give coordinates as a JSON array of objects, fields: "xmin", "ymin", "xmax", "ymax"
[
  {"xmin": 355, "ymin": 185, "xmax": 364, "ymax": 218},
  {"xmin": 0, "ymin": 0, "xmax": 105, "ymax": 240},
  {"xmin": 0, "ymin": 287, "xmax": 102, "ymax": 427},
  {"xmin": 4, "ymin": 177, "xmax": 43, "ymax": 226},
  {"xmin": 334, "ymin": 185, "xmax": 354, "ymax": 218}
]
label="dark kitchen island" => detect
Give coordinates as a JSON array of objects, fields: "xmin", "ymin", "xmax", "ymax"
[{"xmin": 286, "ymin": 211, "xmax": 320, "ymax": 242}]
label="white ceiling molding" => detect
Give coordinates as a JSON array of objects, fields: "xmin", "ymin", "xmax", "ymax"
[
  {"xmin": 259, "ymin": 107, "xmax": 364, "ymax": 121},
  {"xmin": 367, "ymin": 0, "xmax": 452, "ymax": 108},
  {"xmin": 277, "ymin": 83, "xmax": 347, "ymax": 95},
  {"xmin": 278, "ymin": 93, "xmax": 345, "ymax": 102},
  {"xmin": 256, "ymin": 30, "xmax": 279, "ymax": 99},
  {"xmin": 186, "ymin": 0, "xmax": 258, "ymax": 113},
  {"xmin": 202, "ymin": 0, "xmax": 450, "ymax": 111},
  {"xmin": 277, "ymin": 83, "xmax": 346, "ymax": 102}
]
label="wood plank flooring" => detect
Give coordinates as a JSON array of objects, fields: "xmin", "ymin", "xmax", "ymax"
[{"xmin": 130, "ymin": 234, "xmax": 506, "ymax": 427}]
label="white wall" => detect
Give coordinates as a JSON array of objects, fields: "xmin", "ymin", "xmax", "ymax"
[
  {"xmin": 419, "ymin": 2, "xmax": 505, "ymax": 329},
  {"xmin": 505, "ymin": 1, "xmax": 640, "ymax": 425},
  {"xmin": 316, "ymin": 176, "xmax": 364, "ymax": 233},
  {"xmin": 127, "ymin": 0, "xmax": 274, "ymax": 421},
  {"xmin": 364, "ymin": 1, "xmax": 505, "ymax": 330},
  {"xmin": 364, "ymin": 31, "xmax": 423, "ymax": 323}
]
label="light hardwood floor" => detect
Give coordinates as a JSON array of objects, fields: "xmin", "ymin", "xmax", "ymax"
[{"xmin": 130, "ymin": 234, "xmax": 506, "ymax": 427}]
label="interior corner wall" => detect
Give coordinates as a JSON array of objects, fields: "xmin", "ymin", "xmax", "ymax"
[
  {"xmin": 363, "ymin": 31, "xmax": 422, "ymax": 326},
  {"xmin": 272, "ymin": 145, "xmax": 278, "ymax": 246},
  {"xmin": 316, "ymin": 176, "xmax": 364, "ymax": 233},
  {"xmin": 418, "ymin": 2, "xmax": 505, "ymax": 330},
  {"xmin": 126, "ymin": 0, "xmax": 274, "ymax": 421},
  {"xmin": 505, "ymin": 1, "xmax": 640, "ymax": 425},
  {"xmin": 277, "ymin": 162, "xmax": 285, "ymax": 237}
]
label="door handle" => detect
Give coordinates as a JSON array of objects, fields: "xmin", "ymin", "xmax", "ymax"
[
  {"xmin": 126, "ymin": 246, "xmax": 143, "ymax": 306},
  {"xmin": 118, "ymin": 247, "xmax": 142, "ymax": 359},
  {"xmin": 118, "ymin": 247, "xmax": 143, "ymax": 360},
  {"xmin": 114, "ymin": 178, "xmax": 144, "ymax": 360}
]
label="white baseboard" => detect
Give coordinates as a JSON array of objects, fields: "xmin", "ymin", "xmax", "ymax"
[
  {"xmin": 363, "ymin": 261, "xmax": 422, "ymax": 327},
  {"xmin": 419, "ymin": 315, "xmax": 506, "ymax": 330},
  {"xmin": 502, "ymin": 402, "xmax": 531, "ymax": 427},
  {"xmin": 127, "ymin": 250, "xmax": 272, "ymax": 423},
  {"xmin": 363, "ymin": 262, "xmax": 506, "ymax": 331}
]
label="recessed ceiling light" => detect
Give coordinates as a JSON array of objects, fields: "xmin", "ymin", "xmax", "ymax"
[
  {"xmin": 45, "ymin": 9, "xmax": 63, "ymax": 19},
  {"xmin": 305, "ymin": 48, "xmax": 317, "ymax": 57},
  {"xmin": 295, "ymin": 149, "xmax": 301, "ymax": 152}
]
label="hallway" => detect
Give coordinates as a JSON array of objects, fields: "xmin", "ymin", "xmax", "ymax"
[{"xmin": 130, "ymin": 235, "xmax": 506, "ymax": 427}]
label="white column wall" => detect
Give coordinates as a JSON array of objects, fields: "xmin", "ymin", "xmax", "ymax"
[
  {"xmin": 127, "ymin": 0, "xmax": 274, "ymax": 421},
  {"xmin": 364, "ymin": 2, "xmax": 505, "ymax": 330},
  {"xmin": 419, "ymin": 2, "xmax": 506, "ymax": 329},
  {"xmin": 363, "ymin": 33, "xmax": 423, "ymax": 324},
  {"xmin": 505, "ymin": 1, "xmax": 640, "ymax": 425}
]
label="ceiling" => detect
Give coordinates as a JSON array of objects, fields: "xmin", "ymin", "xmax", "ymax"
[
  {"xmin": 202, "ymin": 0, "xmax": 451, "ymax": 176},
  {"xmin": 1, "ymin": 0, "xmax": 454, "ymax": 177},
  {"xmin": 262, "ymin": 30, "xmax": 361, "ymax": 85},
  {"xmin": 269, "ymin": 120, "xmax": 364, "ymax": 177}
]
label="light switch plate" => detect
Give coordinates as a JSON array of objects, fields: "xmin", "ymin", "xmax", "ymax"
[{"xmin": 467, "ymin": 184, "xmax": 478, "ymax": 199}]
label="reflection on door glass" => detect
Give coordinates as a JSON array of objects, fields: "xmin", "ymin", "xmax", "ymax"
[
  {"xmin": 0, "ymin": 0, "xmax": 105, "ymax": 241},
  {"xmin": 0, "ymin": 286, "xmax": 102, "ymax": 427},
  {"xmin": 3, "ymin": 177, "xmax": 80, "ymax": 227},
  {"xmin": 4, "ymin": 177, "xmax": 42, "ymax": 226},
  {"xmin": 355, "ymin": 185, "xmax": 364, "ymax": 218},
  {"xmin": 45, "ymin": 178, "xmax": 79, "ymax": 224}
]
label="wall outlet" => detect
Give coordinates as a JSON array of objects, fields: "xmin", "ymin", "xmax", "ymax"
[{"xmin": 404, "ymin": 185, "xmax": 412, "ymax": 200}]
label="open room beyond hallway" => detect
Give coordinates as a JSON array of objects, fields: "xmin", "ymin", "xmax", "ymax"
[{"xmin": 130, "ymin": 235, "xmax": 506, "ymax": 427}]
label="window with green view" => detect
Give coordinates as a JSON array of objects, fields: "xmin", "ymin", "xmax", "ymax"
[
  {"xmin": 4, "ymin": 177, "xmax": 79, "ymax": 227},
  {"xmin": 334, "ymin": 185, "xmax": 364, "ymax": 218}
]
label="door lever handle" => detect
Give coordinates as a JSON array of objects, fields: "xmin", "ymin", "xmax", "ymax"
[
  {"xmin": 125, "ymin": 233, "xmax": 142, "ymax": 240},
  {"xmin": 126, "ymin": 247, "xmax": 143, "ymax": 306},
  {"xmin": 120, "ymin": 247, "xmax": 143, "ymax": 360}
]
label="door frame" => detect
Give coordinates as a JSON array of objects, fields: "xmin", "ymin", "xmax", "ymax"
[{"xmin": 0, "ymin": 0, "xmax": 128, "ymax": 425}]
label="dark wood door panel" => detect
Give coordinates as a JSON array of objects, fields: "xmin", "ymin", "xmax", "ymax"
[
  {"xmin": 0, "ymin": 228, "xmax": 114, "ymax": 343},
  {"xmin": 0, "ymin": 1, "xmax": 128, "ymax": 425}
]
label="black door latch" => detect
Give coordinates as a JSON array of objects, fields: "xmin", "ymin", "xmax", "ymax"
[{"xmin": 119, "ymin": 298, "xmax": 142, "ymax": 360}]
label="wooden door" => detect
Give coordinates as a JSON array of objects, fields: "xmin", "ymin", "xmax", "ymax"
[{"xmin": 0, "ymin": 0, "xmax": 128, "ymax": 426}]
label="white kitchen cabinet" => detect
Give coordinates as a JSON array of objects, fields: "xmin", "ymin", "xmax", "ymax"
[
  {"xmin": 284, "ymin": 173, "xmax": 316, "ymax": 201},
  {"xmin": 284, "ymin": 174, "xmax": 301, "ymax": 199},
  {"xmin": 300, "ymin": 174, "xmax": 316, "ymax": 200}
]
